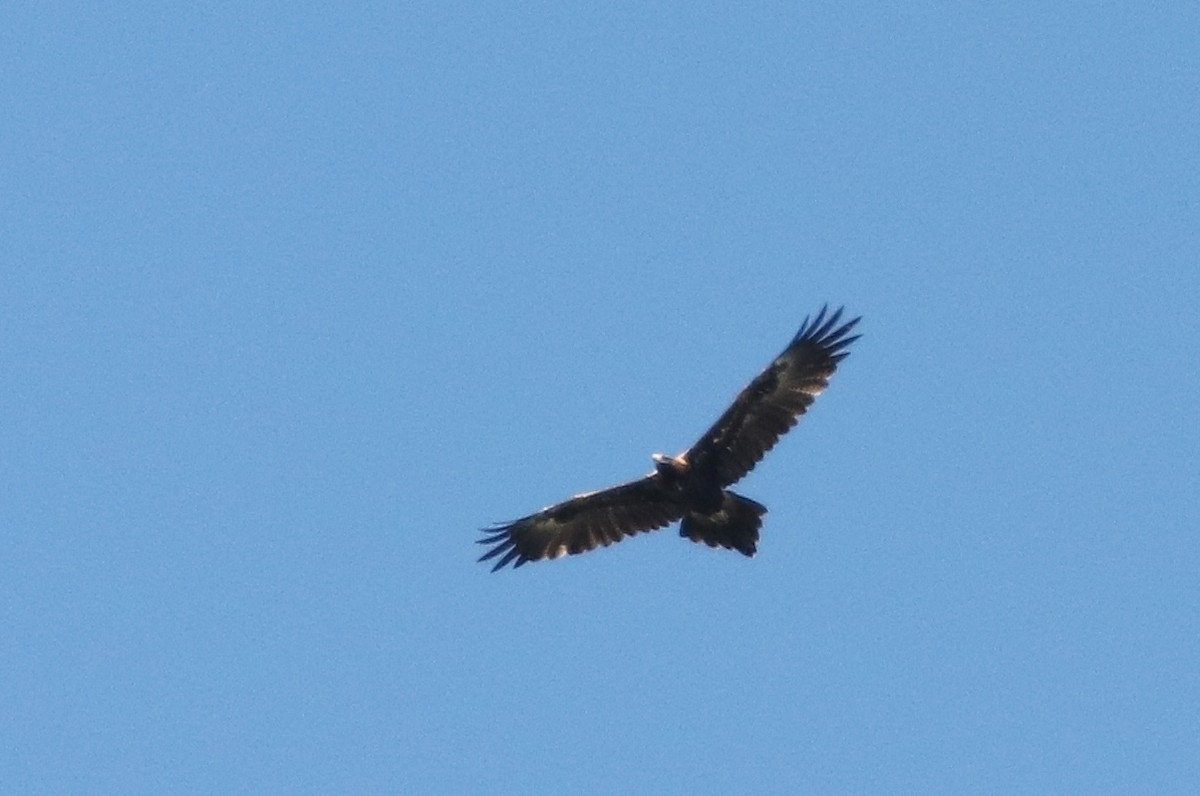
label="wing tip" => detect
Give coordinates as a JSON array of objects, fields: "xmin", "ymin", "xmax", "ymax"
[
  {"xmin": 477, "ymin": 520, "xmax": 529, "ymax": 572},
  {"xmin": 794, "ymin": 305, "xmax": 861, "ymax": 356}
]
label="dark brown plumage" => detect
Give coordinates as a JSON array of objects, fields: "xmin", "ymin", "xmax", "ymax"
[{"xmin": 478, "ymin": 305, "xmax": 860, "ymax": 571}]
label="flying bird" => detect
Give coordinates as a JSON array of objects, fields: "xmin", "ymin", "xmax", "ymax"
[{"xmin": 478, "ymin": 305, "xmax": 861, "ymax": 571}]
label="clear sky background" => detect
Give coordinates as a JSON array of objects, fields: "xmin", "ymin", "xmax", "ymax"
[{"xmin": 3, "ymin": 3, "xmax": 1197, "ymax": 794}]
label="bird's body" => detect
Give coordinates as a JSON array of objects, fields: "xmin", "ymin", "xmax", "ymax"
[{"xmin": 478, "ymin": 305, "xmax": 860, "ymax": 571}]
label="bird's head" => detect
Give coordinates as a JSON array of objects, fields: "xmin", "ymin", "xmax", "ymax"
[{"xmin": 651, "ymin": 452, "xmax": 687, "ymax": 478}]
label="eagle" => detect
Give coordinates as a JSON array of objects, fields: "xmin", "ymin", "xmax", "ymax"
[{"xmin": 478, "ymin": 305, "xmax": 860, "ymax": 571}]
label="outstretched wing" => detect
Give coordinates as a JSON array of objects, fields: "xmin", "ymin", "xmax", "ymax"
[
  {"xmin": 686, "ymin": 306, "xmax": 861, "ymax": 488},
  {"xmin": 478, "ymin": 474, "xmax": 685, "ymax": 571}
]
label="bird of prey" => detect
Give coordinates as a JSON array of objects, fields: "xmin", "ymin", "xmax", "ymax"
[{"xmin": 478, "ymin": 305, "xmax": 860, "ymax": 571}]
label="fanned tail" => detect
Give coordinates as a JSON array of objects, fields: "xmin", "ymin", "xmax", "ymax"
[{"xmin": 679, "ymin": 491, "xmax": 767, "ymax": 557}]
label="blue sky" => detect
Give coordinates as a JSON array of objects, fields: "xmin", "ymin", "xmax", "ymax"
[{"xmin": 3, "ymin": 2, "xmax": 1197, "ymax": 793}]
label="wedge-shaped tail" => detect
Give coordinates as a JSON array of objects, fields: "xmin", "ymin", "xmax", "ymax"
[{"xmin": 679, "ymin": 491, "xmax": 767, "ymax": 557}]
